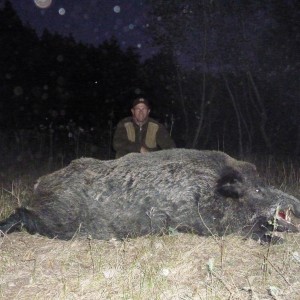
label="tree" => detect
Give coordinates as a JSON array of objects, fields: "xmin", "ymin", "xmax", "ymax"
[{"xmin": 145, "ymin": 0, "xmax": 299, "ymax": 155}]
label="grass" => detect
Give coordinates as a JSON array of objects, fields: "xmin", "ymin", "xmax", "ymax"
[
  {"xmin": 1, "ymin": 232, "xmax": 300, "ymax": 299},
  {"xmin": 0, "ymin": 155, "xmax": 300, "ymax": 299},
  {"xmin": 248, "ymin": 154, "xmax": 300, "ymax": 198}
]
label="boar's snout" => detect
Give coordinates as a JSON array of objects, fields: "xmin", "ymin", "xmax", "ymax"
[
  {"xmin": 275, "ymin": 189, "xmax": 300, "ymax": 217},
  {"xmin": 275, "ymin": 208, "xmax": 300, "ymax": 232},
  {"xmin": 272, "ymin": 189, "xmax": 300, "ymax": 232}
]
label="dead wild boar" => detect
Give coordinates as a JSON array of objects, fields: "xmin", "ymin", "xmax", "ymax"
[{"xmin": 0, "ymin": 149, "xmax": 299, "ymax": 242}]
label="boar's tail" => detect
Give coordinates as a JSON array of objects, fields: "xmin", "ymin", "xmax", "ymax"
[{"xmin": 0, "ymin": 207, "xmax": 39, "ymax": 236}]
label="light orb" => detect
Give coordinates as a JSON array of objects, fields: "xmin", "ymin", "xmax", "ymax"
[{"xmin": 34, "ymin": 0, "xmax": 52, "ymax": 9}]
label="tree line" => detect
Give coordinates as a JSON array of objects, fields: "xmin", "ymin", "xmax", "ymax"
[{"xmin": 0, "ymin": 0, "xmax": 299, "ymax": 170}]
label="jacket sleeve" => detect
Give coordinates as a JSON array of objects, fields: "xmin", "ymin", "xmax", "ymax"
[
  {"xmin": 156, "ymin": 124, "xmax": 176, "ymax": 150},
  {"xmin": 113, "ymin": 121, "xmax": 140, "ymax": 156}
]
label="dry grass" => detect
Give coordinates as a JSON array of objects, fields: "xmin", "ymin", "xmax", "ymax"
[
  {"xmin": 0, "ymin": 232, "xmax": 300, "ymax": 299},
  {"xmin": 248, "ymin": 155, "xmax": 300, "ymax": 199}
]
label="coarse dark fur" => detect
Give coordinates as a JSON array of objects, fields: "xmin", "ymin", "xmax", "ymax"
[{"xmin": 1, "ymin": 149, "xmax": 300, "ymax": 241}]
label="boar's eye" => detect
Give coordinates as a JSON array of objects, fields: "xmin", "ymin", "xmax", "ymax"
[{"xmin": 255, "ymin": 188, "xmax": 261, "ymax": 193}]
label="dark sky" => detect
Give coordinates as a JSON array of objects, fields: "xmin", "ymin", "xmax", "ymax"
[{"xmin": 8, "ymin": 0, "xmax": 156, "ymax": 59}]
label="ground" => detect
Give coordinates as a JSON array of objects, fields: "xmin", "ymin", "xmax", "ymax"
[{"xmin": 1, "ymin": 232, "xmax": 300, "ymax": 299}]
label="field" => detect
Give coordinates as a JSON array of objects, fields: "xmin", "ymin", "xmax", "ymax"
[{"xmin": 0, "ymin": 155, "xmax": 300, "ymax": 299}]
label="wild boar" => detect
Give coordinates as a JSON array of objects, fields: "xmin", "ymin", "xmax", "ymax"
[{"xmin": 0, "ymin": 149, "xmax": 299, "ymax": 242}]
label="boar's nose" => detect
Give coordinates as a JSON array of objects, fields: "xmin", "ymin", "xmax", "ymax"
[
  {"xmin": 291, "ymin": 202, "xmax": 300, "ymax": 218},
  {"xmin": 272, "ymin": 188, "xmax": 300, "ymax": 217},
  {"xmin": 267, "ymin": 189, "xmax": 300, "ymax": 233}
]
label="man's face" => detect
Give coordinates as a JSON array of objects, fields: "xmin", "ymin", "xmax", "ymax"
[{"xmin": 131, "ymin": 103, "xmax": 150, "ymax": 124}]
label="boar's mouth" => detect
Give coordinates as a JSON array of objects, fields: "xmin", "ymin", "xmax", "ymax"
[{"xmin": 273, "ymin": 208, "xmax": 300, "ymax": 232}]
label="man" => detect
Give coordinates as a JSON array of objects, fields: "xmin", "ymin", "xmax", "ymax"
[{"xmin": 113, "ymin": 97, "xmax": 176, "ymax": 158}]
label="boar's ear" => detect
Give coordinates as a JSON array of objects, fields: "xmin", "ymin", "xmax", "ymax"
[{"xmin": 217, "ymin": 168, "xmax": 244, "ymax": 198}]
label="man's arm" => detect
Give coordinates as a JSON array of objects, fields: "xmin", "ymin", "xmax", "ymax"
[
  {"xmin": 156, "ymin": 124, "xmax": 176, "ymax": 149},
  {"xmin": 113, "ymin": 121, "xmax": 141, "ymax": 157}
]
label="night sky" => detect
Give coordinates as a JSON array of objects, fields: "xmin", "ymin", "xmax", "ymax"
[{"xmin": 8, "ymin": 0, "xmax": 156, "ymax": 59}]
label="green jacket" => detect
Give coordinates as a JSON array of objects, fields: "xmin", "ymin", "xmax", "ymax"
[{"xmin": 113, "ymin": 117, "xmax": 176, "ymax": 158}]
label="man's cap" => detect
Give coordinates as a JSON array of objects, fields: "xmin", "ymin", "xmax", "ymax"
[{"xmin": 132, "ymin": 97, "xmax": 150, "ymax": 108}]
